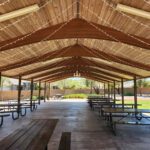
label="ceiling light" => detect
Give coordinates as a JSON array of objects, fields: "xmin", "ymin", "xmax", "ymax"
[
  {"xmin": 116, "ymin": 3, "xmax": 150, "ymax": 19},
  {"xmin": 0, "ymin": 4, "xmax": 40, "ymax": 22}
]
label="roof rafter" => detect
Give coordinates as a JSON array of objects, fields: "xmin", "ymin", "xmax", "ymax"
[
  {"xmin": 0, "ymin": 18, "xmax": 149, "ymax": 52},
  {"xmin": 1, "ymin": 44, "xmax": 149, "ymax": 72}
]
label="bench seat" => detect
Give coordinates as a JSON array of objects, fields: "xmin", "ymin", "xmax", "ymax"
[{"xmin": 0, "ymin": 119, "xmax": 58, "ymax": 150}]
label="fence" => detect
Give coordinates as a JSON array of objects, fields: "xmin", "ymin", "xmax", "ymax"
[{"xmin": 0, "ymin": 88, "xmax": 150, "ymax": 101}]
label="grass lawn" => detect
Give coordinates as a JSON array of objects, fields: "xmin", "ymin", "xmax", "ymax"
[{"xmin": 117, "ymin": 99, "xmax": 150, "ymax": 109}]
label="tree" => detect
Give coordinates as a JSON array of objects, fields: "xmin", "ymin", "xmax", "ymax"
[
  {"xmin": 137, "ymin": 79, "xmax": 149, "ymax": 96},
  {"xmin": 0, "ymin": 77, "xmax": 12, "ymax": 89}
]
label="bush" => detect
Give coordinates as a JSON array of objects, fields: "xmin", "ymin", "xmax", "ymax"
[
  {"xmin": 124, "ymin": 92, "xmax": 134, "ymax": 96},
  {"xmin": 63, "ymin": 94, "xmax": 87, "ymax": 99},
  {"xmin": 37, "ymin": 96, "xmax": 44, "ymax": 100},
  {"xmin": 32, "ymin": 96, "xmax": 38, "ymax": 100}
]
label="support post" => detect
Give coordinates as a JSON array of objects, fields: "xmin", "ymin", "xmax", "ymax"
[
  {"xmin": 108, "ymin": 82, "xmax": 110, "ymax": 98},
  {"xmin": 134, "ymin": 76, "xmax": 137, "ymax": 109},
  {"xmin": 121, "ymin": 78, "xmax": 124, "ymax": 108},
  {"xmin": 44, "ymin": 82, "xmax": 46, "ymax": 102},
  {"xmin": 104, "ymin": 83, "xmax": 105, "ymax": 98},
  {"xmin": 18, "ymin": 76, "xmax": 22, "ymax": 114},
  {"xmin": 38, "ymin": 81, "xmax": 41, "ymax": 105},
  {"xmin": 48, "ymin": 83, "xmax": 51, "ymax": 100},
  {"xmin": 30, "ymin": 79, "xmax": 34, "ymax": 110},
  {"xmin": 114, "ymin": 81, "xmax": 116, "ymax": 104},
  {"xmin": 0, "ymin": 72, "xmax": 1, "ymax": 101}
]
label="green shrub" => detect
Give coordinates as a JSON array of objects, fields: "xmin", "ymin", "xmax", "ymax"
[
  {"xmin": 124, "ymin": 92, "xmax": 134, "ymax": 96},
  {"xmin": 63, "ymin": 94, "xmax": 87, "ymax": 99},
  {"xmin": 32, "ymin": 96, "xmax": 38, "ymax": 100},
  {"xmin": 36, "ymin": 96, "xmax": 44, "ymax": 100}
]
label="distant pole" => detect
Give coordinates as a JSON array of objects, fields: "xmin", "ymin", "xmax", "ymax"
[
  {"xmin": 121, "ymin": 78, "xmax": 124, "ymax": 108},
  {"xmin": 38, "ymin": 81, "xmax": 41, "ymax": 105},
  {"xmin": 30, "ymin": 79, "xmax": 34, "ymax": 110},
  {"xmin": 134, "ymin": 76, "xmax": 137, "ymax": 109},
  {"xmin": 18, "ymin": 76, "xmax": 22, "ymax": 114}
]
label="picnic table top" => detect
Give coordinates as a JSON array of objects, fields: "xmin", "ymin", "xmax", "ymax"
[
  {"xmin": 102, "ymin": 108, "xmax": 150, "ymax": 113},
  {"xmin": 0, "ymin": 103, "xmax": 26, "ymax": 107}
]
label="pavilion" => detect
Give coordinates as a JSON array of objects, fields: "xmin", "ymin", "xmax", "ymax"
[{"xmin": 0, "ymin": 0, "xmax": 150, "ymax": 149}]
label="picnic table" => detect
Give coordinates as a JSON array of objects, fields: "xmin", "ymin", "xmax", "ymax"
[
  {"xmin": 0, "ymin": 103, "xmax": 29, "ymax": 120},
  {"xmin": 0, "ymin": 119, "xmax": 58, "ymax": 150},
  {"xmin": 102, "ymin": 108, "xmax": 150, "ymax": 135}
]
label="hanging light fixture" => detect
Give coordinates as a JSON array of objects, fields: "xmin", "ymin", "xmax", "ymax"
[{"xmin": 73, "ymin": 70, "xmax": 81, "ymax": 77}]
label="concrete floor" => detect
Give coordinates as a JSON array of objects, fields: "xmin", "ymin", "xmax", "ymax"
[{"xmin": 0, "ymin": 99, "xmax": 150, "ymax": 150}]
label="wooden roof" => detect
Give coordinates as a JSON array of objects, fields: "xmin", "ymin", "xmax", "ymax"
[{"xmin": 0, "ymin": 0, "xmax": 150, "ymax": 83}]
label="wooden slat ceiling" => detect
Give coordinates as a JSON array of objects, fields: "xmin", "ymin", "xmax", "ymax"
[{"xmin": 0, "ymin": 0, "xmax": 150, "ymax": 83}]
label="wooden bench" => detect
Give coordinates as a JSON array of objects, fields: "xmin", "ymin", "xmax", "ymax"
[
  {"xmin": 0, "ymin": 113, "xmax": 10, "ymax": 127},
  {"xmin": 58, "ymin": 132, "xmax": 71, "ymax": 150},
  {"xmin": 0, "ymin": 119, "xmax": 58, "ymax": 150}
]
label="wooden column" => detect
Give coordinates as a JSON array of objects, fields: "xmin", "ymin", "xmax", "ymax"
[
  {"xmin": 0, "ymin": 72, "xmax": 1, "ymax": 101},
  {"xmin": 134, "ymin": 76, "xmax": 137, "ymax": 109},
  {"xmin": 48, "ymin": 83, "xmax": 51, "ymax": 100},
  {"xmin": 108, "ymin": 82, "xmax": 110, "ymax": 98},
  {"xmin": 121, "ymin": 78, "xmax": 124, "ymax": 108},
  {"xmin": 30, "ymin": 79, "xmax": 34, "ymax": 109},
  {"xmin": 18, "ymin": 76, "xmax": 22, "ymax": 114},
  {"xmin": 38, "ymin": 81, "xmax": 41, "ymax": 105},
  {"xmin": 0, "ymin": 72, "xmax": 1, "ymax": 88},
  {"xmin": 114, "ymin": 81, "xmax": 116, "ymax": 103},
  {"xmin": 104, "ymin": 83, "xmax": 105, "ymax": 98},
  {"xmin": 44, "ymin": 82, "xmax": 46, "ymax": 102}
]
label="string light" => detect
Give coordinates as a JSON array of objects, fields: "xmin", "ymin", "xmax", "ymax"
[
  {"xmin": 81, "ymin": 15, "xmax": 150, "ymax": 67},
  {"xmin": 143, "ymin": 0, "xmax": 150, "ymax": 5},
  {"xmin": 1, "ymin": 18, "xmax": 75, "ymax": 71},
  {"xmin": 0, "ymin": 0, "xmax": 10, "ymax": 6},
  {"xmin": 80, "ymin": 2, "xmax": 150, "ymax": 47},
  {"xmin": 0, "ymin": 0, "xmax": 55, "ymax": 31},
  {"xmin": 0, "ymin": 2, "xmax": 76, "ymax": 51},
  {"xmin": 101, "ymin": 0, "xmax": 150, "ymax": 28},
  {"xmin": 80, "ymin": 2, "xmax": 150, "ymax": 63}
]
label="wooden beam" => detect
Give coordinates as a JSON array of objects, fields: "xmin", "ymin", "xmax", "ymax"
[
  {"xmin": 84, "ymin": 58, "xmax": 141, "ymax": 77},
  {"xmin": 35, "ymin": 69, "xmax": 115, "ymax": 83},
  {"xmin": 76, "ymin": 0, "xmax": 80, "ymax": 18},
  {"xmin": 80, "ymin": 70, "xmax": 119, "ymax": 81},
  {"xmin": 1, "ymin": 44, "xmax": 150, "ymax": 72},
  {"xmin": 22, "ymin": 57, "xmax": 140, "ymax": 79},
  {"xmin": 0, "ymin": 18, "xmax": 149, "ymax": 51},
  {"xmin": 26, "ymin": 66, "xmax": 124, "ymax": 80},
  {"xmin": 83, "ymin": 45, "xmax": 150, "ymax": 71}
]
